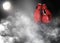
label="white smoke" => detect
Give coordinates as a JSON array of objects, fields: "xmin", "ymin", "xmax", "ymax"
[
  {"xmin": 7, "ymin": 11, "xmax": 46, "ymax": 43},
  {"xmin": 0, "ymin": 11, "xmax": 60, "ymax": 43}
]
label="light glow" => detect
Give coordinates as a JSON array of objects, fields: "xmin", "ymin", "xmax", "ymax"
[{"xmin": 2, "ymin": 1, "xmax": 11, "ymax": 11}]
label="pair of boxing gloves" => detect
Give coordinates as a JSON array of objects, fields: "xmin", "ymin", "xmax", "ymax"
[{"xmin": 34, "ymin": 3, "xmax": 52, "ymax": 24}]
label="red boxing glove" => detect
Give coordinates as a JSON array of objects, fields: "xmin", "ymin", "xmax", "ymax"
[
  {"xmin": 34, "ymin": 3, "xmax": 42, "ymax": 23},
  {"xmin": 42, "ymin": 4, "xmax": 52, "ymax": 23}
]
